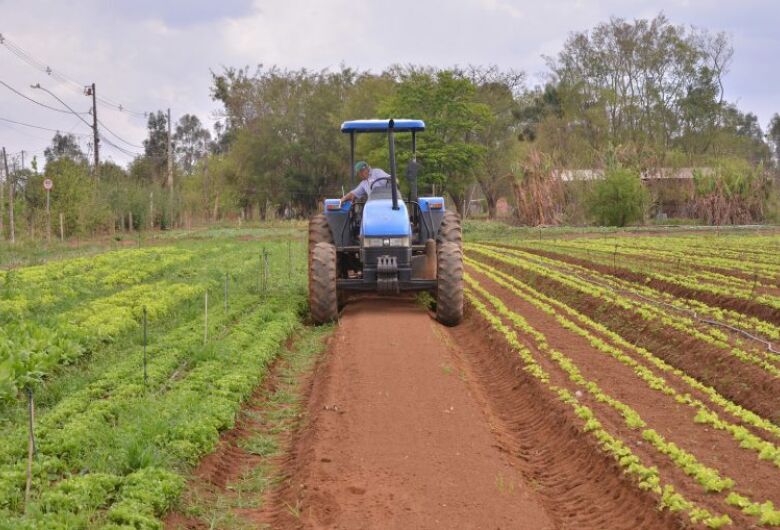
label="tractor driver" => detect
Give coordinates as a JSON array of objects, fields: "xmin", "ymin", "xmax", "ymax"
[{"xmin": 339, "ymin": 161, "xmax": 394, "ymax": 204}]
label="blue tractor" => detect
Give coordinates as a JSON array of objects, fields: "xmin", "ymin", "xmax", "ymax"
[{"xmin": 308, "ymin": 118, "xmax": 463, "ymax": 326}]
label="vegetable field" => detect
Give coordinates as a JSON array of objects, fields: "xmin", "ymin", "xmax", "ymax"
[
  {"xmin": 2, "ymin": 226, "xmax": 779, "ymax": 529},
  {"xmin": 464, "ymin": 231, "xmax": 780, "ymax": 528},
  {"xmin": 0, "ymin": 229, "xmax": 307, "ymax": 529}
]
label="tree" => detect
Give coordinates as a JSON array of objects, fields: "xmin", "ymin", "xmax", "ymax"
[
  {"xmin": 174, "ymin": 114, "xmax": 211, "ymax": 176},
  {"xmin": 380, "ymin": 69, "xmax": 492, "ymax": 216},
  {"xmin": 768, "ymin": 114, "xmax": 780, "ymax": 166},
  {"xmin": 44, "ymin": 133, "xmax": 86, "ymax": 164},
  {"xmin": 467, "ymin": 67, "xmax": 524, "ymax": 217},
  {"xmin": 141, "ymin": 111, "xmax": 169, "ymax": 183},
  {"xmin": 549, "ymin": 14, "xmax": 733, "ymax": 167}
]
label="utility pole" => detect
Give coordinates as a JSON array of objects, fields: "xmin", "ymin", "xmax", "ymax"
[
  {"xmin": 2, "ymin": 147, "xmax": 14, "ymax": 244},
  {"xmin": 0, "ymin": 150, "xmax": 4, "ymax": 238},
  {"xmin": 167, "ymin": 108, "xmax": 173, "ymax": 228},
  {"xmin": 86, "ymin": 83, "xmax": 99, "ymax": 180}
]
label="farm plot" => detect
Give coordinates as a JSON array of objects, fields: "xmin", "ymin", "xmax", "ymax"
[
  {"xmin": 465, "ymin": 232, "xmax": 780, "ymax": 528},
  {"xmin": 0, "ymin": 234, "xmax": 307, "ymax": 529}
]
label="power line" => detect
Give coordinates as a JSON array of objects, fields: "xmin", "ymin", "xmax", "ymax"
[
  {"xmin": 30, "ymin": 83, "xmax": 94, "ymax": 130},
  {"xmin": 0, "ymin": 78, "xmax": 90, "ymax": 115},
  {"xmin": 0, "ymin": 115, "xmax": 91, "ymax": 136},
  {"xmin": 97, "ymin": 118, "xmax": 144, "ymax": 148},
  {"xmin": 0, "ymin": 33, "xmax": 148, "ymax": 118}
]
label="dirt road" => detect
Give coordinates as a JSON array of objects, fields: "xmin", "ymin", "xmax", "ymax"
[{"xmin": 265, "ymin": 297, "xmax": 671, "ymax": 529}]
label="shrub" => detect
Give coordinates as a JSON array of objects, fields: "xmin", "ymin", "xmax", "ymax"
[{"xmin": 587, "ymin": 167, "xmax": 647, "ymax": 226}]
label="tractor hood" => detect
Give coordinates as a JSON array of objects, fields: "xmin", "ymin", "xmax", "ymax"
[{"xmin": 361, "ymin": 199, "xmax": 411, "ymax": 237}]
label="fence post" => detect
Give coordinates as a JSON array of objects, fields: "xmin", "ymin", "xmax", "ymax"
[
  {"xmin": 263, "ymin": 248, "xmax": 269, "ymax": 294},
  {"xmin": 25, "ymin": 387, "xmax": 35, "ymax": 509},
  {"xmin": 204, "ymin": 292, "xmax": 209, "ymax": 344},
  {"xmin": 143, "ymin": 306, "xmax": 148, "ymax": 388}
]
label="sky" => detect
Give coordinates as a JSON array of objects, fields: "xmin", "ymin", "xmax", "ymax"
[{"xmin": 0, "ymin": 0, "xmax": 778, "ymax": 169}]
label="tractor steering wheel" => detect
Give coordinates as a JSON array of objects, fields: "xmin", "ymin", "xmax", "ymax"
[{"xmin": 370, "ymin": 177, "xmax": 392, "ymax": 190}]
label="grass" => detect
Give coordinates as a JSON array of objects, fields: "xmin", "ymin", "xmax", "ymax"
[{"xmin": 172, "ymin": 323, "xmax": 332, "ymax": 529}]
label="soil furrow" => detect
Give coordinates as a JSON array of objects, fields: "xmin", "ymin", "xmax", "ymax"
[{"xmin": 466, "ymin": 266, "xmax": 780, "ymax": 523}]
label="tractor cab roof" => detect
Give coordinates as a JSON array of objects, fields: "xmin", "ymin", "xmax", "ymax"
[{"xmin": 340, "ymin": 119, "xmax": 425, "ymax": 133}]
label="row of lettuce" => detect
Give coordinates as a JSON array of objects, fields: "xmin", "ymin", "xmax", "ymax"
[
  {"xmin": 506, "ymin": 234, "xmax": 780, "ymax": 317},
  {"xmin": 465, "ymin": 245, "xmax": 780, "ymax": 527},
  {"xmin": 0, "ymin": 240, "xmax": 308, "ymax": 529}
]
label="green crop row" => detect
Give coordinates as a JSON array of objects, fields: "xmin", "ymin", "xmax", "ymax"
[
  {"xmin": 0, "ymin": 248, "xmax": 194, "ymax": 319},
  {"xmin": 467, "ymin": 257, "xmax": 780, "ymax": 460},
  {"xmin": 467, "ymin": 275, "xmax": 780, "ymax": 527},
  {"xmin": 471, "ymin": 244, "xmax": 780, "ymax": 377},
  {"xmin": 465, "ymin": 287, "xmax": 732, "ymax": 528},
  {"xmin": 0, "ymin": 275, "xmax": 306, "ymax": 528}
]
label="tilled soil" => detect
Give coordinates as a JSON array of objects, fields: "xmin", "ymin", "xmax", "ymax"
[
  {"xmin": 473, "ymin": 252, "xmax": 780, "ymax": 423},
  {"xmin": 465, "ymin": 266, "xmax": 780, "ymax": 527},
  {"xmin": 263, "ymin": 297, "xmax": 676, "ymax": 529},
  {"xmin": 518, "ymin": 245, "xmax": 780, "ymax": 326}
]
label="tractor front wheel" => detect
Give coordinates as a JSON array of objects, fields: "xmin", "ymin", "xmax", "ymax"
[
  {"xmin": 435, "ymin": 241, "xmax": 464, "ymax": 326},
  {"xmin": 309, "ymin": 242, "xmax": 339, "ymax": 324}
]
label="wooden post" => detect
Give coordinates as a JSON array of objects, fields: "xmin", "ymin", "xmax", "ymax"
[
  {"xmin": 59, "ymin": 213, "xmax": 64, "ymax": 241},
  {"xmin": 2, "ymin": 148, "xmax": 14, "ymax": 244},
  {"xmin": 25, "ymin": 387, "xmax": 35, "ymax": 508},
  {"xmin": 263, "ymin": 249, "xmax": 269, "ymax": 293},
  {"xmin": 203, "ymin": 292, "xmax": 208, "ymax": 344},
  {"xmin": 167, "ymin": 108, "xmax": 174, "ymax": 228},
  {"xmin": 143, "ymin": 306, "xmax": 148, "ymax": 387},
  {"xmin": 46, "ymin": 188, "xmax": 51, "ymax": 243}
]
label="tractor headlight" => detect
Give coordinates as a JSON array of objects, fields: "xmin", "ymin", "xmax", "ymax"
[{"xmin": 363, "ymin": 236, "xmax": 410, "ymax": 248}]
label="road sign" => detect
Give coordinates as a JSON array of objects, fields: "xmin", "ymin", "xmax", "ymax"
[{"xmin": 43, "ymin": 178, "xmax": 53, "ymax": 191}]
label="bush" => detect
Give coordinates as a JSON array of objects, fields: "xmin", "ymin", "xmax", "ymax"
[
  {"xmin": 691, "ymin": 159, "xmax": 772, "ymax": 225},
  {"xmin": 587, "ymin": 167, "xmax": 647, "ymax": 226}
]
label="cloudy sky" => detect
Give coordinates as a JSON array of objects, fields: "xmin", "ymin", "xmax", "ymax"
[{"xmin": 1, "ymin": 0, "xmax": 778, "ymax": 168}]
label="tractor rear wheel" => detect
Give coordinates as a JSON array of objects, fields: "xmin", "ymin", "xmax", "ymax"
[
  {"xmin": 435, "ymin": 241, "xmax": 463, "ymax": 326},
  {"xmin": 310, "ymin": 242, "xmax": 338, "ymax": 324},
  {"xmin": 436, "ymin": 210, "xmax": 462, "ymax": 249}
]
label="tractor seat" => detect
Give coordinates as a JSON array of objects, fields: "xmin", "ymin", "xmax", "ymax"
[{"xmin": 367, "ymin": 186, "xmax": 401, "ymax": 202}]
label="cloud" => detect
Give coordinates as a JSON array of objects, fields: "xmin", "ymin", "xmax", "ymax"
[{"xmin": 1, "ymin": 0, "xmax": 778, "ymax": 168}]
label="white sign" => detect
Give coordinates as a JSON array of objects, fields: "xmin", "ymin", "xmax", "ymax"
[{"xmin": 43, "ymin": 178, "xmax": 53, "ymax": 191}]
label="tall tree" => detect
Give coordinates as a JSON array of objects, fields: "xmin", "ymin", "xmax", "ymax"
[
  {"xmin": 44, "ymin": 132, "xmax": 86, "ymax": 164},
  {"xmin": 549, "ymin": 13, "xmax": 733, "ymax": 166},
  {"xmin": 141, "ymin": 111, "xmax": 169, "ymax": 183},
  {"xmin": 174, "ymin": 114, "xmax": 211, "ymax": 176},
  {"xmin": 768, "ymin": 114, "xmax": 780, "ymax": 166},
  {"xmin": 464, "ymin": 66, "xmax": 525, "ymax": 217},
  {"xmin": 380, "ymin": 69, "xmax": 492, "ymax": 216}
]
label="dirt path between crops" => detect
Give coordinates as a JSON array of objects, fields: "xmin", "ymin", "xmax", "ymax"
[{"xmin": 262, "ymin": 296, "xmax": 677, "ymax": 530}]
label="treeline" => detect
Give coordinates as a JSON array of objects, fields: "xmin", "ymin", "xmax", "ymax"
[{"xmin": 1, "ymin": 13, "xmax": 779, "ymax": 239}]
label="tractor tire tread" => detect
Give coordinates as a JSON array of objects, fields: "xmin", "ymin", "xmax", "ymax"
[
  {"xmin": 436, "ymin": 241, "xmax": 464, "ymax": 326},
  {"xmin": 309, "ymin": 242, "xmax": 338, "ymax": 324},
  {"xmin": 436, "ymin": 210, "xmax": 463, "ymax": 249}
]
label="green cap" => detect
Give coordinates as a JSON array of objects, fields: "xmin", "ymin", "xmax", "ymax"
[{"xmin": 354, "ymin": 161, "xmax": 368, "ymax": 173}]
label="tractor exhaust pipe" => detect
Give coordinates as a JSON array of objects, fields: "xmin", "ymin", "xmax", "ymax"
[{"xmin": 388, "ymin": 119, "xmax": 399, "ymax": 210}]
